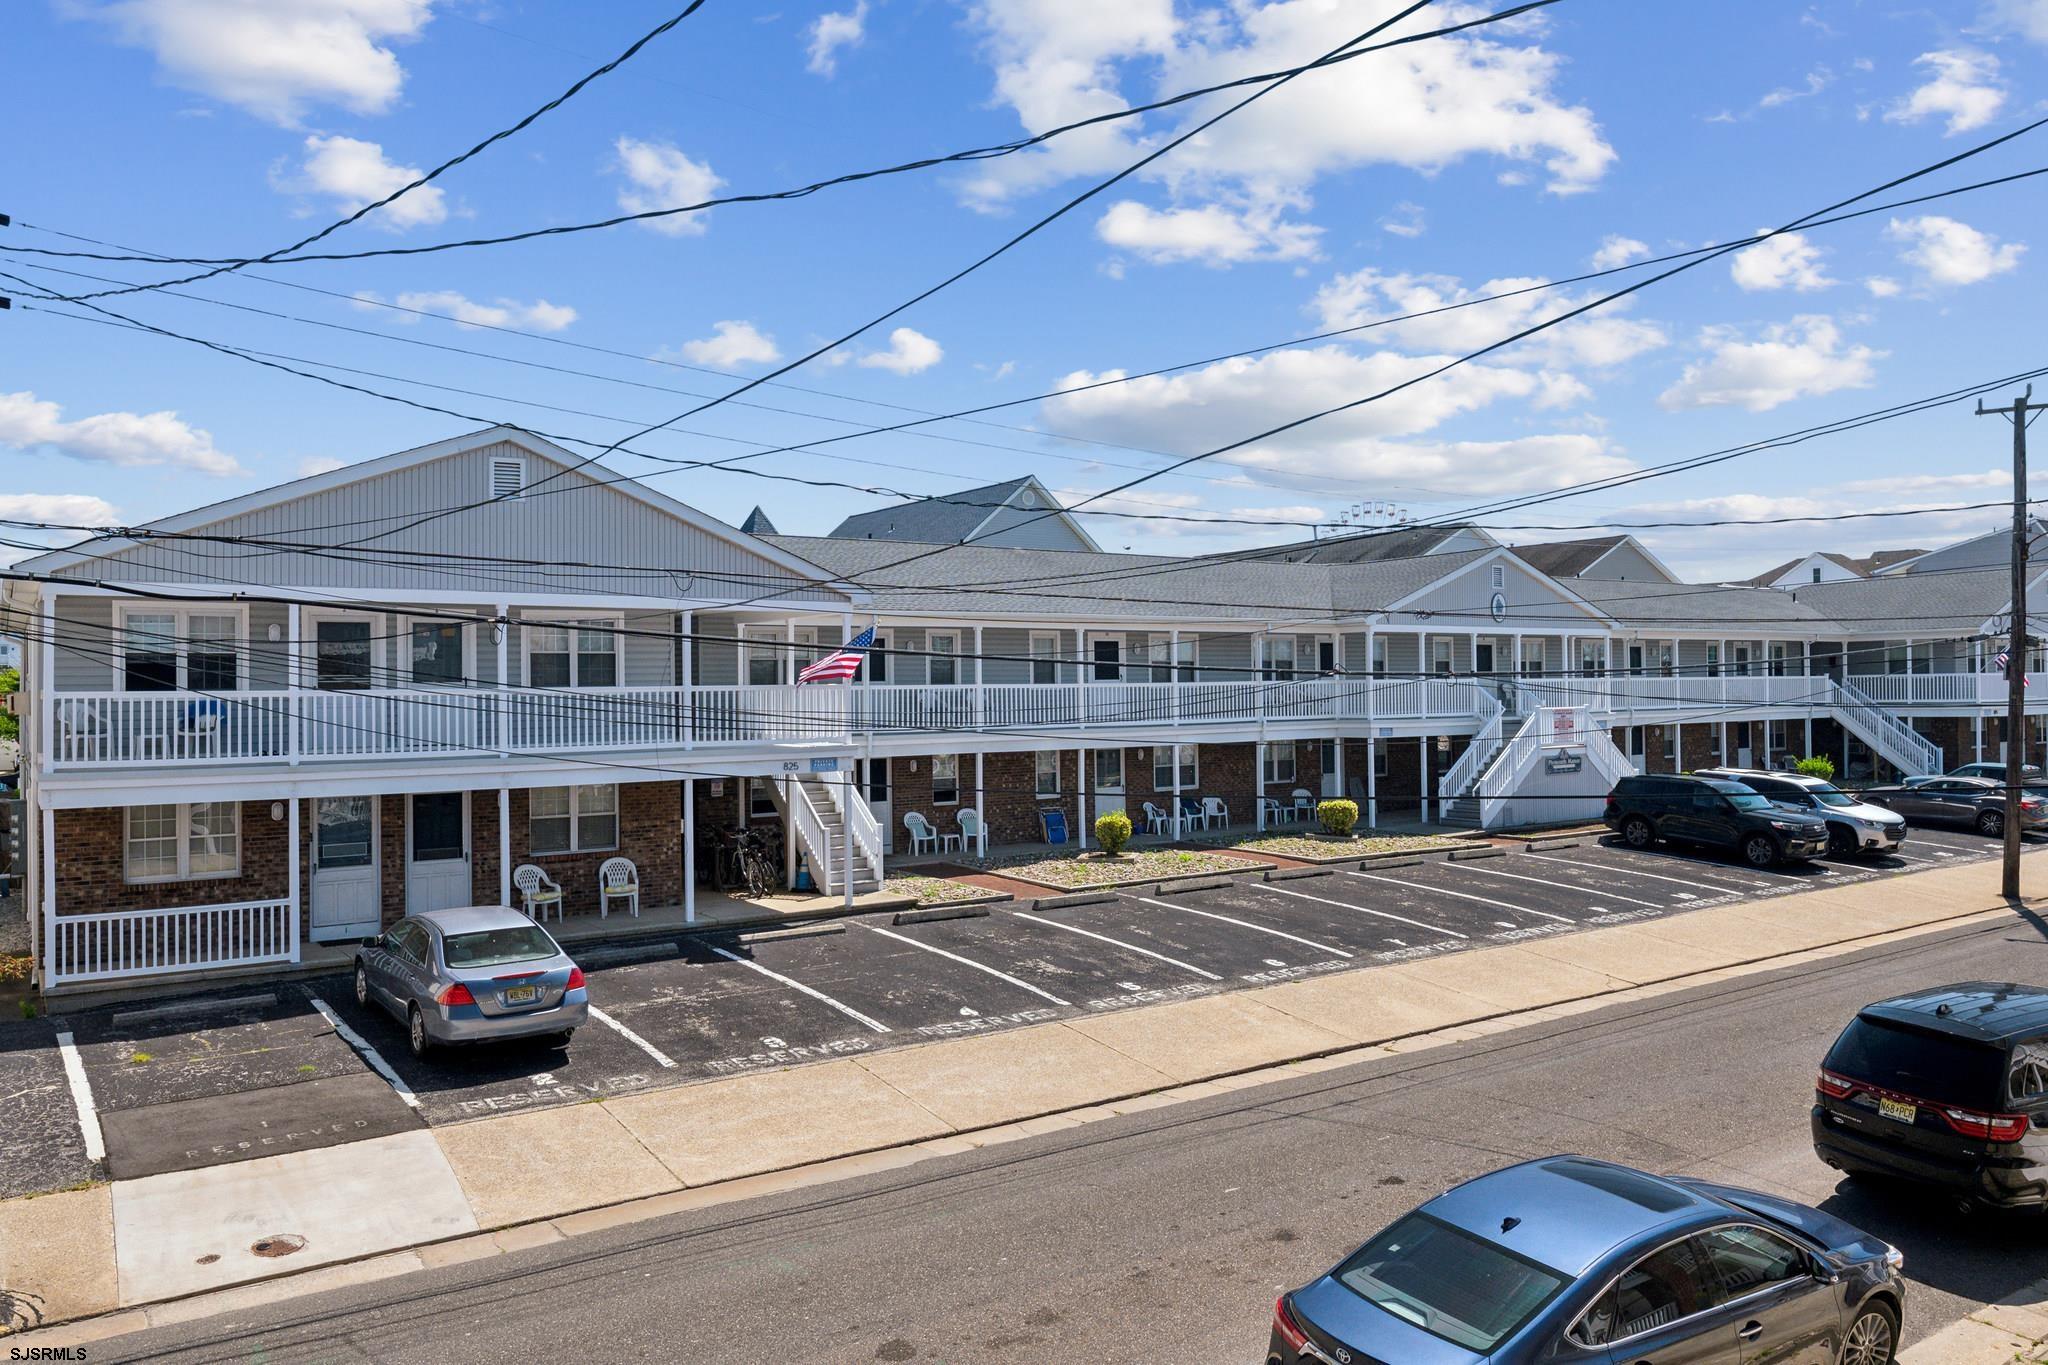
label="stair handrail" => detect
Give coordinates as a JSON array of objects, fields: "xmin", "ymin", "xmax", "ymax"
[
  {"xmin": 818, "ymin": 774, "xmax": 884, "ymax": 885},
  {"xmin": 1437, "ymin": 687, "xmax": 1506, "ymax": 802},
  {"xmin": 1832, "ymin": 676, "xmax": 1942, "ymax": 775},
  {"xmin": 786, "ymin": 779, "xmax": 839, "ymax": 894}
]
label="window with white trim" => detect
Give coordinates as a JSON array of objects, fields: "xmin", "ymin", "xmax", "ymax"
[
  {"xmin": 1263, "ymin": 743, "xmax": 1298, "ymax": 785},
  {"xmin": 1152, "ymin": 743, "xmax": 1196, "ymax": 791},
  {"xmin": 121, "ymin": 608, "xmax": 240, "ymax": 692},
  {"xmin": 125, "ymin": 802, "xmax": 240, "ymax": 882},
  {"xmin": 1489, "ymin": 564, "xmax": 1506, "ymax": 590},
  {"xmin": 1373, "ymin": 741, "xmax": 1390, "ymax": 777},
  {"xmin": 1094, "ymin": 748, "xmax": 1124, "ymax": 791},
  {"xmin": 1431, "ymin": 637, "xmax": 1453, "ymax": 676},
  {"xmin": 529, "ymin": 619, "xmax": 619, "ymax": 687},
  {"xmin": 863, "ymin": 634, "xmax": 889, "ymax": 683},
  {"xmin": 932, "ymin": 754, "xmax": 961, "ymax": 805},
  {"xmin": 1029, "ymin": 632, "xmax": 1060, "ymax": 686},
  {"xmin": 529, "ymin": 784, "xmax": 618, "ymax": 854},
  {"xmin": 928, "ymin": 633, "xmax": 958, "ymax": 686},
  {"xmin": 1263, "ymin": 636, "xmax": 1297, "ymax": 681},
  {"xmin": 1372, "ymin": 635, "xmax": 1389, "ymax": 677},
  {"xmin": 747, "ymin": 778, "xmax": 778, "ymax": 820},
  {"xmin": 1034, "ymin": 750, "xmax": 1060, "ymax": 798}
]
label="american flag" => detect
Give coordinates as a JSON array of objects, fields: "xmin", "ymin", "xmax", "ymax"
[
  {"xmin": 1995, "ymin": 648, "xmax": 2032, "ymax": 687},
  {"xmin": 797, "ymin": 625, "xmax": 877, "ymax": 684}
]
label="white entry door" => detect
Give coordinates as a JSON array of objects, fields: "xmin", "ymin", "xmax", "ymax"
[
  {"xmin": 405, "ymin": 791, "xmax": 472, "ymax": 913},
  {"xmin": 309, "ymin": 796, "xmax": 380, "ymax": 941},
  {"xmin": 1092, "ymin": 749, "xmax": 1126, "ymax": 823}
]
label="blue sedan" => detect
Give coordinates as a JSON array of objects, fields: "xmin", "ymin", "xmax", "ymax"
[
  {"xmin": 1269, "ymin": 1156, "xmax": 1904, "ymax": 1365},
  {"xmin": 354, "ymin": 905, "xmax": 589, "ymax": 1058}
]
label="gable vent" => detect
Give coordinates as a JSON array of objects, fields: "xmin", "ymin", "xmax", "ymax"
[{"xmin": 489, "ymin": 455, "xmax": 526, "ymax": 500}]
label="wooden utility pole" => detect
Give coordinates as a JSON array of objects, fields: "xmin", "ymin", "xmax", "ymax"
[{"xmin": 1977, "ymin": 386, "xmax": 2033, "ymax": 899}]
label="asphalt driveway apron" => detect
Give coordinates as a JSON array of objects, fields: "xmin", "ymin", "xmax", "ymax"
[{"xmin": 0, "ymin": 1017, "xmax": 93, "ymax": 1200}]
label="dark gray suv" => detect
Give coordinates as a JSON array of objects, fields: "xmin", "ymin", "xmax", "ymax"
[{"xmin": 1603, "ymin": 774, "xmax": 1829, "ymax": 868}]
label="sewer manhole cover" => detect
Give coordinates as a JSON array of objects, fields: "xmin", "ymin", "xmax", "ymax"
[{"xmin": 251, "ymin": 1234, "xmax": 307, "ymax": 1259}]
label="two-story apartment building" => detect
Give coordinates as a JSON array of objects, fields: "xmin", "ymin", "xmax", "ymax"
[{"xmin": 12, "ymin": 426, "xmax": 2048, "ymax": 996}]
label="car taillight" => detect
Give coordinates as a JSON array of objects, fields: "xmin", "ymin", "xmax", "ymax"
[
  {"xmin": 1817, "ymin": 1069, "xmax": 1858, "ymax": 1100},
  {"xmin": 566, "ymin": 966, "xmax": 586, "ymax": 991},
  {"xmin": 1939, "ymin": 1107, "xmax": 2031, "ymax": 1143},
  {"xmin": 1272, "ymin": 1295, "xmax": 1311, "ymax": 1353},
  {"xmin": 436, "ymin": 981, "xmax": 475, "ymax": 1007}
]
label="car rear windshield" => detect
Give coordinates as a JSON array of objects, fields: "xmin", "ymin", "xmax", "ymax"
[
  {"xmin": 443, "ymin": 925, "xmax": 560, "ymax": 969},
  {"xmin": 1825, "ymin": 1016, "xmax": 2008, "ymax": 1109},
  {"xmin": 1334, "ymin": 1212, "xmax": 1567, "ymax": 1353}
]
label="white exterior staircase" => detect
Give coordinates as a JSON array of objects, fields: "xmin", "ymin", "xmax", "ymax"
[
  {"xmin": 1827, "ymin": 676, "xmax": 1943, "ymax": 777},
  {"xmin": 784, "ymin": 774, "xmax": 884, "ymax": 896}
]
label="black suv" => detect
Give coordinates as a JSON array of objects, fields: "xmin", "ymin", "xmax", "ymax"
[
  {"xmin": 1813, "ymin": 983, "xmax": 2048, "ymax": 1212},
  {"xmin": 1603, "ymin": 773, "xmax": 1828, "ymax": 868}
]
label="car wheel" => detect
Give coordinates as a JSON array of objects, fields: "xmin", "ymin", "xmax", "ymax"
[
  {"xmin": 407, "ymin": 1005, "xmax": 432, "ymax": 1059},
  {"xmin": 1977, "ymin": 809, "xmax": 2004, "ymax": 837},
  {"xmin": 1840, "ymin": 1301, "xmax": 1897, "ymax": 1365},
  {"xmin": 1743, "ymin": 833, "xmax": 1779, "ymax": 868},
  {"xmin": 1622, "ymin": 816, "xmax": 1654, "ymax": 848},
  {"xmin": 1827, "ymin": 824, "xmax": 1855, "ymax": 857},
  {"xmin": 354, "ymin": 964, "xmax": 371, "ymax": 1008}
]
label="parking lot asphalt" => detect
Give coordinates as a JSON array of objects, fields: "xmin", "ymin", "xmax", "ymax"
[{"xmin": 9, "ymin": 825, "xmax": 2036, "ymax": 1198}]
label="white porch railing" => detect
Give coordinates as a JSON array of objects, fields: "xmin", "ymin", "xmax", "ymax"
[
  {"xmin": 1437, "ymin": 691, "xmax": 1506, "ymax": 802},
  {"xmin": 44, "ymin": 899, "xmax": 298, "ymax": 986}
]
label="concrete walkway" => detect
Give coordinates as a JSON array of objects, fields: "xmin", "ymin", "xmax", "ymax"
[{"xmin": 7, "ymin": 856, "xmax": 2043, "ymax": 1350}]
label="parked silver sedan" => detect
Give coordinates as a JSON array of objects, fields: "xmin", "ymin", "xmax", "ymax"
[
  {"xmin": 354, "ymin": 906, "xmax": 588, "ymax": 1058},
  {"xmin": 1861, "ymin": 775, "xmax": 2048, "ymax": 837}
]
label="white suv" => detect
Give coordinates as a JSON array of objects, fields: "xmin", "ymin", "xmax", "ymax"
[{"xmin": 1696, "ymin": 767, "xmax": 1908, "ymax": 857}]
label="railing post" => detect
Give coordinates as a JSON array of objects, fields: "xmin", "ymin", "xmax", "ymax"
[
  {"xmin": 39, "ymin": 589, "xmax": 54, "ymax": 772},
  {"xmin": 287, "ymin": 603, "xmax": 301, "ymax": 766},
  {"xmin": 41, "ymin": 802, "xmax": 56, "ymax": 985},
  {"xmin": 286, "ymin": 798, "xmax": 301, "ymax": 964},
  {"xmin": 973, "ymin": 625, "xmax": 985, "ymax": 732}
]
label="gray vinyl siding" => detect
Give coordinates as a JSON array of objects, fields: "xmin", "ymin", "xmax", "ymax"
[
  {"xmin": 1846, "ymin": 640, "xmax": 1887, "ymax": 675},
  {"xmin": 622, "ymin": 611, "xmax": 674, "ymax": 687},
  {"xmin": 981, "ymin": 627, "xmax": 1034, "ymax": 685},
  {"xmin": 1196, "ymin": 633, "xmax": 1251, "ymax": 682},
  {"xmin": 1382, "ymin": 632, "xmax": 1420, "ymax": 676},
  {"xmin": 1342, "ymin": 632, "xmax": 1370, "ymax": 672},
  {"xmin": 1577, "ymin": 542, "xmax": 1672, "ymax": 583},
  {"xmin": 1677, "ymin": 640, "xmax": 1714, "ymax": 674},
  {"xmin": 53, "ymin": 596, "xmax": 116, "ymax": 691},
  {"xmin": 692, "ymin": 614, "xmax": 739, "ymax": 687},
  {"xmin": 55, "ymin": 441, "xmax": 853, "ymax": 605},
  {"xmin": 968, "ymin": 502, "xmax": 1096, "ymax": 551},
  {"xmin": 884, "ymin": 627, "xmax": 926, "ymax": 685}
]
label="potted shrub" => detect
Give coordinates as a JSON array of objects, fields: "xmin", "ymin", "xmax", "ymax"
[
  {"xmin": 1094, "ymin": 808, "xmax": 1134, "ymax": 857},
  {"xmin": 1317, "ymin": 799, "xmax": 1359, "ymax": 837},
  {"xmin": 1793, "ymin": 755, "xmax": 1836, "ymax": 781}
]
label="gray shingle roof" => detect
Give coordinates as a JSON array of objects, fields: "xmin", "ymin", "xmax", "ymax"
[
  {"xmin": 1511, "ymin": 536, "xmax": 1628, "ymax": 578},
  {"xmin": 738, "ymin": 506, "xmax": 779, "ymax": 535},
  {"xmin": 1255, "ymin": 524, "xmax": 1480, "ymax": 564},
  {"xmin": 827, "ymin": 478, "xmax": 1034, "ymax": 544}
]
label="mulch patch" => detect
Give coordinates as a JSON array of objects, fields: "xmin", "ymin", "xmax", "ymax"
[{"xmin": 919, "ymin": 863, "xmax": 1047, "ymax": 898}]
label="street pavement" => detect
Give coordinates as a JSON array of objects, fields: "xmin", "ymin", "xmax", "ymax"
[{"xmin": 83, "ymin": 913, "xmax": 2048, "ymax": 1363}]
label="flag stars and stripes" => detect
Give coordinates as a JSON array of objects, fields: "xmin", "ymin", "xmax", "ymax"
[{"xmin": 798, "ymin": 625, "xmax": 877, "ymax": 684}]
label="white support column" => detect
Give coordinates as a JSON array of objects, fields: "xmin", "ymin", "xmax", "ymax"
[
  {"xmin": 1170, "ymin": 740, "xmax": 1183, "ymax": 838},
  {"xmin": 842, "ymin": 775, "xmax": 856, "ymax": 908},
  {"xmin": 498, "ymin": 787, "xmax": 511, "ymax": 907},
  {"xmin": 1420, "ymin": 736, "xmax": 1433, "ymax": 824},
  {"xmin": 1332, "ymin": 734, "xmax": 1346, "ymax": 806},
  {"xmin": 1365, "ymin": 739, "xmax": 1378, "ymax": 829},
  {"xmin": 681, "ymin": 610, "xmax": 695, "ymax": 749},
  {"xmin": 287, "ymin": 797, "xmax": 302, "ymax": 963},
  {"xmin": 1675, "ymin": 721, "xmax": 1683, "ymax": 772},
  {"xmin": 41, "ymin": 803, "xmax": 55, "ymax": 975},
  {"xmin": 1169, "ymin": 628, "xmax": 1181, "ymax": 724},
  {"xmin": 683, "ymin": 779, "xmax": 697, "ymax": 923},
  {"xmin": 974, "ymin": 751, "xmax": 987, "ymax": 857},
  {"xmin": 287, "ymin": 602, "xmax": 302, "ymax": 767},
  {"xmin": 1075, "ymin": 749, "xmax": 1087, "ymax": 849},
  {"xmin": 38, "ymin": 588, "xmax": 54, "ymax": 774},
  {"xmin": 972, "ymin": 625, "xmax": 986, "ymax": 730},
  {"xmin": 784, "ymin": 778, "xmax": 799, "ymax": 889},
  {"xmin": 1256, "ymin": 742, "xmax": 1267, "ymax": 830}
]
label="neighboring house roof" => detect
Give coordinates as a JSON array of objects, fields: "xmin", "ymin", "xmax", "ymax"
[
  {"xmin": 827, "ymin": 475, "xmax": 1101, "ymax": 551},
  {"xmin": 1254, "ymin": 523, "xmax": 1496, "ymax": 564},
  {"xmin": 1572, "ymin": 578, "xmax": 1840, "ymax": 631},
  {"xmin": 1888, "ymin": 520, "xmax": 2047, "ymax": 576},
  {"xmin": 1744, "ymin": 548, "xmax": 1932, "ymax": 587},
  {"xmin": 738, "ymin": 506, "xmax": 779, "ymax": 535},
  {"xmin": 1511, "ymin": 536, "xmax": 1630, "ymax": 577}
]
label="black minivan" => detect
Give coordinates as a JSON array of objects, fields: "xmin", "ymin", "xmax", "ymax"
[
  {"xmin": 1813, "ymin": 983, "xmax": 2048, "ymax": 1212},
  {"xmin": 1603, "ymin": 773, "xmax": 1828, "ymax": 868}
]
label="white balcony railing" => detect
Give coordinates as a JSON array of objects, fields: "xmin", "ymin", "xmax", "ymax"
[{"xmin": 45, "ymin": 899, "xmax": 298, "ymax": 986}]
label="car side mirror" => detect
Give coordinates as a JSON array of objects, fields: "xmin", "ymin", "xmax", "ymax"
[{"xmin": 361, "ymin": 936, "xmax": 381, "ymax": 949}]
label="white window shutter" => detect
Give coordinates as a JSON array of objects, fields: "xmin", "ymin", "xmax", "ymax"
[{"xmin": 489, "ymin": 456, "xmax": 525, "ymax": 500}]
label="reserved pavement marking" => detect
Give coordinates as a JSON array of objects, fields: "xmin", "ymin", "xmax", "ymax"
[
  {"xmin": 1449, "ymin": 859, "xmax": 1666, "ymax": 910},
  {"xmin": 1522, "ymin": 852, "xmax": 1745, "ymax": 892},
  {"xmin": 858, "ymin": 923, "xmax": 1070, "ymax": 1006},
  {"xmin": 1251, "ymin": 882, "xmax": 1468, "ymax": 940},
  {"xmin": 1342, "ymin": 870, "xmax": 1574, "ymax": 924},
  {"xmin": 708, "ymin": 945, "xmax": 891, "ymax": 1034},
  {"xmin": 307, "ymin": 996, "xmax": 421, "ymax": 1110},
  {"xmin": 1126, "ymin": 895, "xmax": 1354, "ymax": 959},
  {"xmin": 589, "ymin": 1006, "xmax": 679, "ymax": 1069},
  {"xmin": 1009, "ymin": 911, "xmax": 1223, "ymax": 981},
  {"xmin": 53, "ymin": 1030, "xmax": 106, "ymax": 1163}
]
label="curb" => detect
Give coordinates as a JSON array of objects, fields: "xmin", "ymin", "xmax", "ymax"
[
  {"xmin": 893, "ymin": 905, "xmax": 992, "ymax": 926},
  {"xmin": 1029, "ymin": 891, "xmax": 1120, "ymax": 911}
]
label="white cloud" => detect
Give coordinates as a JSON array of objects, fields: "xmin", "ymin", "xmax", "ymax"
[
  {"xmin": 1864, "ymin": 276, "xmax": 1902, "ymax": 298},
  {"xmin": 1590, "ymin": 235, "xmax": 1650, "ymax": 270},
  {"xmin": 1885, "ymin": 215, "xmax": 2025, "ymax": 286},
  {"xmin": 806, "ymin": 1, "xmax": 868, "ymax": 75},
  {"xmin": 1380, "ymin": 201, "xmax": 1426, "ymax": 239},
  {"xmin": 348, "ymin": 290, "xmax": 575, "ymax": 331},
  {"xmin": 0, "ymin": 493, "xmax": 123, "ymax": 528},
  {"xmin": 612, "ymin": 136, "xmax": 722, "ymax": 236},
  {"xmin": 1532, "ymin": 370, "xmax": 1593, "ymax": 410},
  {"xmin": 1096, "ymin": 199, "xmax": 1320, "ymax": 265},
  {"xmin": 278, "ymin": 134, "xmax": 446, "ymax": 229},
  {"xmin": 673, "ymin": 320, "xmax": 782, "ymax": 368},
  {"xmin": 1309, "ymin": 268, "xmax": 1668, "ymax": 370},
  {"xmin": 1759, "ymin": 66, "xmax": 1833, "ymax": 109},
  {"xmin": 78, "ymin": 0, "xmax": 434, "ymax": 124},
  {"xmin": 1842, "ymin": 468, "xmax": 2007, "ymax": 495},
  {"xmin": 1657, "ymin": 316, "xmax": 1883, "ymax": 412},
  {"xmin": 298, "ymin": 455, "xmax": 347, "ymax": 477},
  {"xmin": 1885, "ymin": 49, "xmax": 2005, "ymax": 135},
  {"xmin": 1985, "ymin": 0, "xmax": 2048, "ymax": 42},
  {"xmin": 856, "ymin": 327, "xmax": 943, "ymax": 375},
  {"xmin": 1728, "ymin": 230, "xmax": 1835, "ymax": 292},
  {"xmin": 960, "ymin": 0, "xmax": 1614, "ymax": 213},
  {"xmin": 0, "ymin": 391, "xmax": 242, "ymax": 475}
]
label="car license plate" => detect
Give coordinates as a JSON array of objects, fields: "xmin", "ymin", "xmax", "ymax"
[
  {"xmin": 1878, "ymin": 1097, "xmax": 1916, "ymax": 1125},
  {"xmin": 504, "ymin": 984, "xmax": 539, "ymax": 1005}
]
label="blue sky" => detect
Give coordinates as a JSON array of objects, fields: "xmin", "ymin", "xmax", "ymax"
[{"xmin": 5, "ymin": 0, "xmax": 2045, "ymax": 581}]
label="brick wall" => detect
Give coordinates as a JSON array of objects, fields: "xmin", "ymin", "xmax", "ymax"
[
  {"xmin": 53, "ymin": 801, "xmax": 287, "ymax": 916},
  {"xmin": 507, "ymin": 781, "xmax": 680, "ymax": 918},
  {"xmin": 1679, "ymin": 724, "xmax": 1722, "ymax": 772}
]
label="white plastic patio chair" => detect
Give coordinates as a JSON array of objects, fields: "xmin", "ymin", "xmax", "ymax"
[
  {"xmin": 1259, "ymin": 796, "xmax": 1286, "ymax": 826},
  {"xmin": 1178, "ymin": 796, "xmax": 1209, "ymax": 832},
  {"xmin": 954, "ymin": 808, "xmax": 982, "ymax": 855},
  {"xmin": 1141, "ymin": 801, "xmax": 1177, "ymax": 837},
  {"xmin": 1202, "ymin": 796, "xmax": 1230, "ymax": 829},
  {"xmin": 513, "ymin": 864, "xmax": 564, "ymax": 922},
  {"xmin": 903, "ymin": 811, "xmax": 939, "ymax": 856},
  {"xmin": 598, "ymin": 856, "xmax": 640, "ymax": 919},
  {"xmin": 1291, "ymin": 788, "xmax": 1315, "ymax": 822}
]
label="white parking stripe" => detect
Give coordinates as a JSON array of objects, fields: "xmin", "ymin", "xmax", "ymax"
[
  {"xmin": 1522, "ymin": 852, "xmax": 1757, "ymax": 891},
  {"xmin": 1448, "ymin": 859, "xmax": 1668, "ymax": 910},
  {"xmin": 1009, "ymin": 911, "xmax": 1224, "ymax": 981},
  {"xmin": 308, "ymin": 996, "xmax": 421, "ymax": 1109},
  {"xmin": 1127, "ymin": 895, "xmax": 1354, "ymax": 959},
  {"xmin": 589, "ymin": 1006, "xmax": 679, "ymax": 1068},
  {"xmin": 1250, "ymin": 882, "xmax": 1468, "ymax": 939},
  {"xmin": 709, "ymin": 945, "xmax": 891, "ymax": 1033},
  {"xmin": 1343, "ymin": 870, "xmax": 1575, "ymax": 924},
  {"xmin": 52, "ymin": 1031, "xmax": 105, "ymax": 1162},
  {"xmin": 859, "ymin": 923, "xmax": 1070, "ymax": 1005}
]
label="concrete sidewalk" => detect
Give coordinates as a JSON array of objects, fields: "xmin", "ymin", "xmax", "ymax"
[{"xmin": 7, "ymin": 856, "xmax": 2043, "ymax": 1349}]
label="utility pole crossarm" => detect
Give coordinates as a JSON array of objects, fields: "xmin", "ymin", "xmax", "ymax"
[{"xmin": 1977, "ymin": 385, "xmax": 2032, "ymax": 900}]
